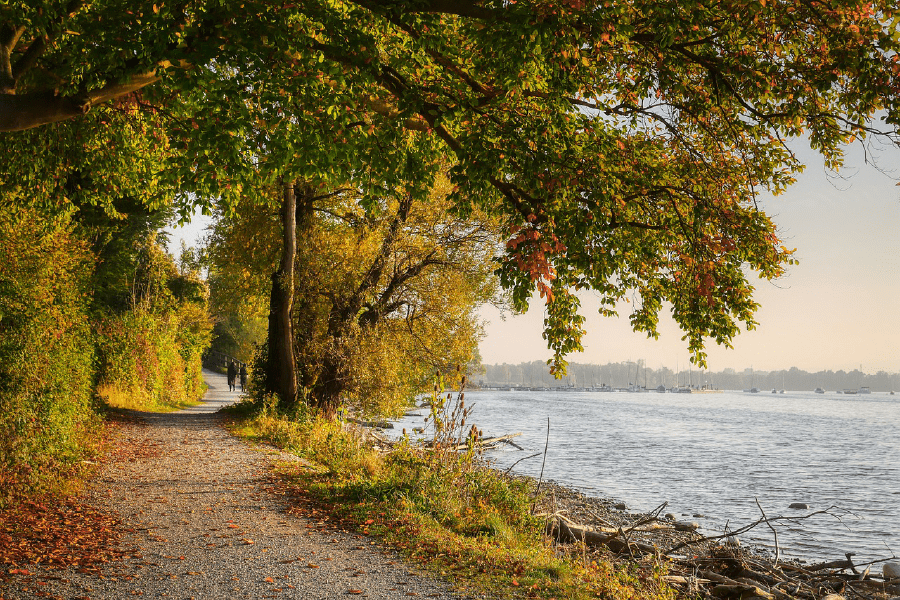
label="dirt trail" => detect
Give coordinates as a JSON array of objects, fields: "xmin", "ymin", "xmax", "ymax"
[{"xmin": 1, "ymin": 370, "xmax": 462, "ymax": 600}]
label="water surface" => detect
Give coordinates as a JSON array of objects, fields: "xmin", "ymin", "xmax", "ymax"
[{"xmin": 392, "ymin": 390, "xmax": 899, "ymax": 563}]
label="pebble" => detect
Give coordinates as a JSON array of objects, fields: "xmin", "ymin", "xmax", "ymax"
[
  {"xmin": 788, "ymin": 502, "xmax": 811, "ymax": 509},
  {"xmin": 884, "ymin": 561, "xmax": 900, "ymax": 580}
]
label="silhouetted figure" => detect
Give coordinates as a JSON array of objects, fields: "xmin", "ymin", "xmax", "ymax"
[
  {"xmin": 239, "ymin": 364, "xmax": 248, "ymax": 392},
  {"xmin": 227, "ymin": 361, "xmax": 237, "ymax": 392}
]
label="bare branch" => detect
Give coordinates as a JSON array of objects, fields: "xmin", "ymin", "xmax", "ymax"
[{"xmin": 755, "ymin": 497, "xmax": 780, "ymax": 564}]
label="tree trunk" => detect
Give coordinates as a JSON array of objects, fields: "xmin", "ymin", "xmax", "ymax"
[
  {"xmin": 311, "ymin": 352, "xmax": 344, "ymax": 419},
  {"xmin": 266, "ymin": 181, "xmax": 298, "ymax": 407}
]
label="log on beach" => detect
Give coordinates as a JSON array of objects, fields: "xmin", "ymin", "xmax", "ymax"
[
  {"xmin": 444, "ymin": 432, "xmax": 523, "ymax": 451},
  {"xmin": 546, "ymin": 516, "xmax": 658, "ymax": 555}
]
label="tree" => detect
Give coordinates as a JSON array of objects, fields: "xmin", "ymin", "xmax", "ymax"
[
  {"xmin": 4, "ymin": 1, "xmax": 900, "ymax": 370},
  {"xmin": 207, "ymin": 176, "xmax": 501, "ymax": 416},
  {"xmin": 265, "ymin": 182, "xmax": 298, "ymax": 406}
]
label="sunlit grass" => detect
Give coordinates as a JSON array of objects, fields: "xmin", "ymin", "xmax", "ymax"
[
  {"xmin": 225, "ymin": 401, "xmax": 677, "ymax": 600},
  {"xmin": 97, "ymin": 383, "xmax": 206, "ymax": 413}
]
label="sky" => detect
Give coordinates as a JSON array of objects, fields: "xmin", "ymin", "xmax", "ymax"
[
  {"xmin": 167, "ymin": 141, "xmax": 900, "ymax": 375},
  {"xmin": 479, "ymin": 141, "xmax": 900, "ymax": 374}
]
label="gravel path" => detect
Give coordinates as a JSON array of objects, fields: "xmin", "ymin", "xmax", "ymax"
[{"xmin": 2, "ymin": 370, "xmax": 464, "ymax": 600}]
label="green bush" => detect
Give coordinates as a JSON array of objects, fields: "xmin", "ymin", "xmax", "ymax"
[
  {"xmin": 0, "ymin": 207, "xmax": 101, "ymax": 506},
  {"xmin": 94, "ymin": 238, "xmax": 211, "ymax": 411},
  {"xmin": 0, "ymin": 203, "xmax": 212, "ymax": 505}
]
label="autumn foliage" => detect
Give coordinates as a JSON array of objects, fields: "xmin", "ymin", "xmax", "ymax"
[
  {"xmin": 0, "ymin": 205, "xmax": 100, "ymax": 506},
  {"xmin": 5, "ymin": 0, "xmax": 900, "ymax": 374},
  {"xmin": 0, "ymin": 200, "xmax": 211, "ymax": 505}
]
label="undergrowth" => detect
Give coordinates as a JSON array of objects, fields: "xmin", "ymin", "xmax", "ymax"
[
  {"xmin": 0, "ymin": 203, "xmax": 211, "ymax": 507},
  {"xmin": 96, "ymin": 382, "xmax": 207, "ymax": 413},
  {"xmin": 225, "ymin": 373, "xmax": 676, "ymax": 600}
]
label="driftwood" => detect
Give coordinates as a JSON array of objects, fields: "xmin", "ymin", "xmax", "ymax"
[
  {"xmin": 544, "ymin": 499, "xmax": 900, "ymax": 600},
  {"xmin": 445, "ymin": 432, "xmax": 523, "ymax": 451},
  {"xmin": 699, "ymin": 570, "xmax": 779, "ymax": 600},
  {"xmin": 711, "ymin": 583, "xmax": 773, "ymax": 599},
  {"xmin": 664, "ymin": 505, "xmax": 847, "ymax": 555},
  {"xmin": 546, "ymin": 515, "xmax": 658, "ymax": 555}
]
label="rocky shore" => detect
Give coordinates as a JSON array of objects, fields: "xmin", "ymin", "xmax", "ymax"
[{"xmin": 524, "ymin": 478, "xmax": 900, "ymax": 600}]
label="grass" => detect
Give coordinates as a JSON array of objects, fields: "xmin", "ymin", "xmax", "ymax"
[
  {"xmin": 224, "ymin": 398, "xmax": 677, "ymax": 600},
  {"xmin": 96, "ymin": 382, "xmax": 207, "ymax": 413}
]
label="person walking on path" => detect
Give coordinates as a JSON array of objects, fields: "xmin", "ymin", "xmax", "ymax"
[
  {"xmin": 227, "ymin": 360, "xmax": 237, "ymax": 392},
  {"xmin": 239, "ymin": 363, "xmax": 248, "ymax": 392}
]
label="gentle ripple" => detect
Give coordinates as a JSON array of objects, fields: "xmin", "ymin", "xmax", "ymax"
[{"xmin": 392, "ymin": 390, "xmax": 899, "ymax": 562}]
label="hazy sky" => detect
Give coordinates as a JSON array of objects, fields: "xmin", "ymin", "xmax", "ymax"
[
  {"xmin": 168, "ymin": 141, "xmax": 900, "ymax": 375},
  {"xmin": 480, "ymin": 141, "xmax": 900, "ymax": 374}
]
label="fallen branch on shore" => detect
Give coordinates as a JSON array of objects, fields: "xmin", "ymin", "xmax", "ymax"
[
  {"xmin": 544, "ymin": 513, "xmax": 659, "ymax": 556},
  {"xmin": 663, "ymin": 505, "xmax": 846, "ymax": 555},
  {"xmin": 539, "ymin": 502, "xmax": 899, "ymax": 600},
  {"xmin": 435, "ymin": 432, "xmax": 523, "ymax": 451}
]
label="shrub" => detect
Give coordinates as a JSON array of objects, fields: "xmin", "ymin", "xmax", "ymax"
[
  {"xmin": 93, "ymin": 238, "xmax": 211, "ymax": 411},
  {"xmin": 0, "ymin": 207, "xmax": 101, "ymax": 506}
]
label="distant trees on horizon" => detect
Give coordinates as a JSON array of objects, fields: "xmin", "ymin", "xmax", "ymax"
[{"xmin": 478, "ymin": 361, "xmax": 900, "ymax": 393}]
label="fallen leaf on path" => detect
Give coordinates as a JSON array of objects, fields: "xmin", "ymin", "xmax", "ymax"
[{"xmin": 0, "ymin": 496, "xmax": 127, "ymax": 569}]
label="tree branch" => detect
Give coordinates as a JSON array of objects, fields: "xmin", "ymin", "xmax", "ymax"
[
  {"xmin": 352, "ymin": 0, "xmax": 497, "ymax": 20},
  {"xmin": 0, "ymin": 66, "xmax": 172, "ymax": 132},
  {"xmin": 10, "ymin": 0, "xmax": 86, "ymax": 84}
]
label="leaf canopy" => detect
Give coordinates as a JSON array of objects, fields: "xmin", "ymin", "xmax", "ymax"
[{"xmin": 3, "ymin": 0, "xmax": 900, "ymax": 367}]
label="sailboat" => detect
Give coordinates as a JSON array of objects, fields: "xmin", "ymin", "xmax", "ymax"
[{"xmin": 744, "ymin": 366, "xmax": 759, "ymax": 393}]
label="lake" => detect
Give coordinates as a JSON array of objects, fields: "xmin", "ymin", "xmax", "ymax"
[{"xmin": 391, "ymin": 389, "xmax": 899, "ymax": 563}]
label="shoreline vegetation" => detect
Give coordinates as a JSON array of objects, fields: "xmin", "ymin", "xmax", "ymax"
[{"xmin": 224, "ymin": 397, "xmax": 900, "ymax": 600}]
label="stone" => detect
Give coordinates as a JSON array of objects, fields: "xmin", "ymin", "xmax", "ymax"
[
  {"xmin": 883, "ymin": 562, "xmax": 900, "ymax": 580},
  {"xmin": 693, "ymin": 513, "xmax": 705, "ymax": 518},
  {"xmin": 674, "ymin": 521, "xmax": 700, "ymax": 531},
  {"xmin": 821, "ymin": 595, "xmax": 844, "ymax": 600},
  {"xmin": 614, "ymin": 503, "xmax": 627, "ymax": 510},
  {"xmin": 788, "ymin": 502, "xmax": 810, "ymax": 509},
  {"xmin": 665, "ymin": 513, "xmax": 677, "ymax": 521}
]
